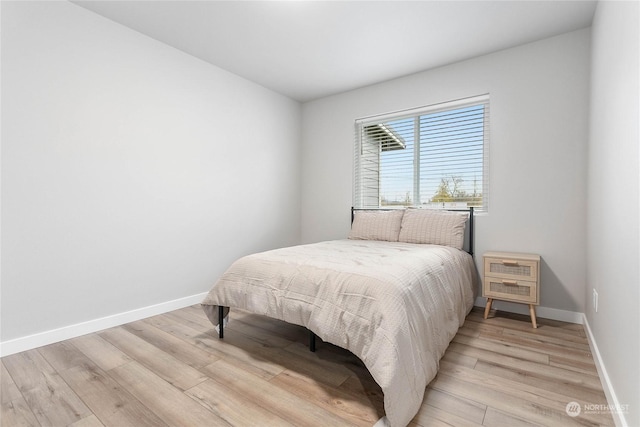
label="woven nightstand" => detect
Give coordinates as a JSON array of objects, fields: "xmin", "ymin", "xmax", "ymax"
[{"xmin": 483, "ymin": 251, "xmax": 540, "ymax": 328}]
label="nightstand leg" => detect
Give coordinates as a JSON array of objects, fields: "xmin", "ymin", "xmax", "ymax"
[
  {"xmin": 529, "ymin": 304, "xmax": 538, "ymax": 329},
  {"xmin": 484, "ymin": 298, "xmax": 493, "ymax": 319}
]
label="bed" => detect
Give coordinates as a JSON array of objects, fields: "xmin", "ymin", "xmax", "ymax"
[{"xmin": 201, "ymin": 208, "xmax": 477, "ymax": 427}]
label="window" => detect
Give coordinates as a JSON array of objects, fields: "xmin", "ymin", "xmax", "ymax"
[{"xmin": 354, "ymin": 94, "xmax": 490, "ymax": 211}]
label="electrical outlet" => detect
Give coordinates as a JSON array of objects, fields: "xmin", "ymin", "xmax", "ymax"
[{"xmin": 593, "ymin": 289, "xmax": 599, "ymax": 313}]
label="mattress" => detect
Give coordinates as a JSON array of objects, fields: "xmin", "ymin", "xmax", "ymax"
[{"xmin": 201, "ymin": 239, "xmax": 477, "ymax": 426}]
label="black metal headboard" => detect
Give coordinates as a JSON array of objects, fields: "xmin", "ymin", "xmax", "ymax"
[{"xmin": 351, "ymin": 207, "xmax": 475, "ymax": 256}]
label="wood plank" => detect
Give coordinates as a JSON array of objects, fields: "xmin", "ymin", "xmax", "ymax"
[
  {"xmin": 185, "ymin": 312, "xmax": 352, "ymax": 388},
  {"xmin": 466, "ymin": 312, "xmax": 588, "ymax": 343},
  {"xmin": 2, "ymin": 349, "xmax": 92, "ymax": 426},
  {"xmin": 438, "ymin": 359, "xmax": 612, "ymax": 426},
  {"xmin": 452, "ymin": 333, "xmax": 550, "ymax": 364},
  {"xmin": 123, "ymin": 319, "xmax": 220, "ymax": 369},
  {"xmin": 460, "ymin": 318, "xmax": 506, "ymax": 335},
  {"xmin": 455, "ymin": 325, "xmax": 482, "ymax": 338},
  {"xmin": 226, "ymin": 316, "xmax": 304, "ymax": 349},
  {"xmin": 142, "ymin": 312, "xmax": 226, "ymax": 361},
  {"xmin": 1, "ymin": 397, "xmax": 41, "ymax": 427},
  {"xmin": 178, "ymin": 306, "xmax": 298, "ymax": 351},
  {"xmin": 431, "ymin": 371, "xmax": 594, "ymax": 427},
  {"xmin": 38, "ymin": 341, "xmax": 168, "ymax": 427},
  {"xmin": 420, "ymin": 387, "xmax": 486, "ymax": 424},
  {"xmin": 185, "ymin": 378, "xmax": 296, "ymax": 427},
  {"xmin": 474, "ymin": 360, "xmax": 608, "ymax": 405},
  {"xmin": 549, "ymin": 355, "xmax": 600, "ymax": 377},
  {"xmin": 440, "ymin": 348, "xmax": 478, "ymax": 369},
  {"xmin": 203, "ymin": 358, "xmax": 355, "ymax": 426},
  {"xmin": 182, "ymin": 306, "xmax": 309, "ymax": 351},
  {"xmin": 38, "ymin": 341, "xmax": 90, "ymax": 372},
  {"xmin": 338, "ymin": 375, "xmax": 385, "ymax": 416},
  {"xmin": 220, "ymin": 315, "xmax": 378, "ymax": 394},
  {"xmin": 99, "ymin": 327, "xmax": 209, "ymax": 391},
  {"xmin": 256, "ymin": 344, "xmax": 351, "ymax": 388},
  {"xmin": 1, "ymin": 361, "xmax": 23, "ymax": 403},
  {"xmin": 469, "ymin": 307, "xmax": 585, "ymax": 332},
  {"xmin": 446, "ymin": 342, "xmax": 604, "ymax": 390},
  {"xmin": 108, "ymin": 361, "xmax": 231, "ymax": 427},
  {"xmin": 147, "ymin": 312, "xmax": 286, "ymax": 380},
  {"xmin": 68, "ymin": 415, "xmax": 105, "ymax": 427},
  {"xmin": 499, "ymin": 324, "xmax": 591, "ymax": 351},
  {"xmin": 412, "ymin": 402, "xmax": 484, "ymax": 427},
  {"xmin": 270, "ymin": 369, "xmax": 380, "ymax": 426},
  {"xmin": 167, "ymin": 308, "xmax": 297, "ymax": 357},
  {"xmin": 477, "ymin": 329, "xmax": 595, "ymax": 364},
  {"xmin": 280, "ymin": 341, "xmax": 359, "ymax": 386},
  {"xmin": 409, "ymin": 417, "xmax": 453, "ymax": 427},
  {"xmin": 483, "ymin": 407, "xmax": 540, "ymax": 427},
  {"xmin": 69, "ymin": 333, "xmax": 132, "ymax": 371},
  {"xmin": 193, "ymin": 308, "xmax": 317, "ymax": 365}
]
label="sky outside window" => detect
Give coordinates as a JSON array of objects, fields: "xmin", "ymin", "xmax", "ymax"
[{"xmin": 379, "ymin": 104, "xmax": 485, "ymax": 207}]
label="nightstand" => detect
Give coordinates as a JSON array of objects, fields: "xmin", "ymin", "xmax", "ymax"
[{"xmin": 483, "ymin": 251, "xmax": 540, "ymax": 328}]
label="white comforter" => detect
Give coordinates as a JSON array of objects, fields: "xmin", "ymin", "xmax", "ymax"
[{"xmin": 201, "ymin": 239, "xmax": 476, "ymax": 427}]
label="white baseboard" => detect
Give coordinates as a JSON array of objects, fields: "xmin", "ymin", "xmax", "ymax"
[
  {"xmin": 0, "ymin": 292, "xmax": 208, "ymax": 357},
  {"xmin": 582, "ymin": 315, "xmax": 628, "ymax": 427},
  {"xmin": 475, "ymin": 297, "xmax": 584, "ymax": 325},
  {"xmin": 474, "ymin": 297, "xmax": 583, "ymax": 324}
]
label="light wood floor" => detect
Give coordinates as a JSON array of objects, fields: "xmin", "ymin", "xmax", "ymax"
[{"xmin": 1, "ymin": 306, "xmax": 613, "ymax": 427}]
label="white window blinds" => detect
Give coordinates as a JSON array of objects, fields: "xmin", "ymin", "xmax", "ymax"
[{"xmin": 354, "ymin": 94, "xmax": 490, "ymax": 210}]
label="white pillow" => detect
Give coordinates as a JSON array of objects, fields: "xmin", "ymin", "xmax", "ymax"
[
  {"xmin": 348, "ymin": 210, "xmax": 405, "ymax": 242},
  {"xmin": 398, "ymin": 209, "xmax": 468, "ymax": 249}
]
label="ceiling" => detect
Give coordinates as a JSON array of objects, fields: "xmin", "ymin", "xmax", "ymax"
[{"xmin": 72, "ymin": 1, "xmax": 597, "ymax": 102}]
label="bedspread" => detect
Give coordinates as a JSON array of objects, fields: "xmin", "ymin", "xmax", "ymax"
[{"xmin": 201, "ymin": 239, "xmax": 477, "ymax": 427}]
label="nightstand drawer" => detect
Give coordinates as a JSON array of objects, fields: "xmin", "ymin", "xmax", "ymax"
[
  {"xmin": 484, "ymin": 256, "xmax": 538, "ymax": 281},
  {"xmin": 483, "ymin": 276, "xmax": 538, "ymax": 304}
]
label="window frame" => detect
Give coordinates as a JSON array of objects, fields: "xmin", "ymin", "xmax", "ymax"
[{"xmin": 353, "ymin": 94, "xmax": 490, "ymax": 211}]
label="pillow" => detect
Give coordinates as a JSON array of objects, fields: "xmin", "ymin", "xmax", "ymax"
[
  {"xmin": 398, "ymin": 209, "xmax": 468, "ymax": 249},
  {"xmin": 348, "ymin": 210, "xmax": 405, "ymax": 242}
]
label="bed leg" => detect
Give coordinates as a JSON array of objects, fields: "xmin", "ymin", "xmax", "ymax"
[
  {"xmin": 218, "ymin": 306, "xmax": 224, "ymax": 339},
  {"xmin": 309, "ymin": 330, "xmax": 316, "ymax": 352}
]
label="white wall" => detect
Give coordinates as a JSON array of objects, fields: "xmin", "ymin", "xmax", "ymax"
[
  {"xmin": 586, "ymin": 1, "xmax": 639, "ymax": 426},
  {"xmin": 301, "ymin": 29, "xmax": 591, "ymax": 315},
  {"xmin": 0, "ymin": 1, "xmax": 301, "ymax": 349}
]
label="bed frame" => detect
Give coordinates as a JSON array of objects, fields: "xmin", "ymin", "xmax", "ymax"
[{"xmin": 217, "ymin": 206, "xmax": 475, "ymax": 351}]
